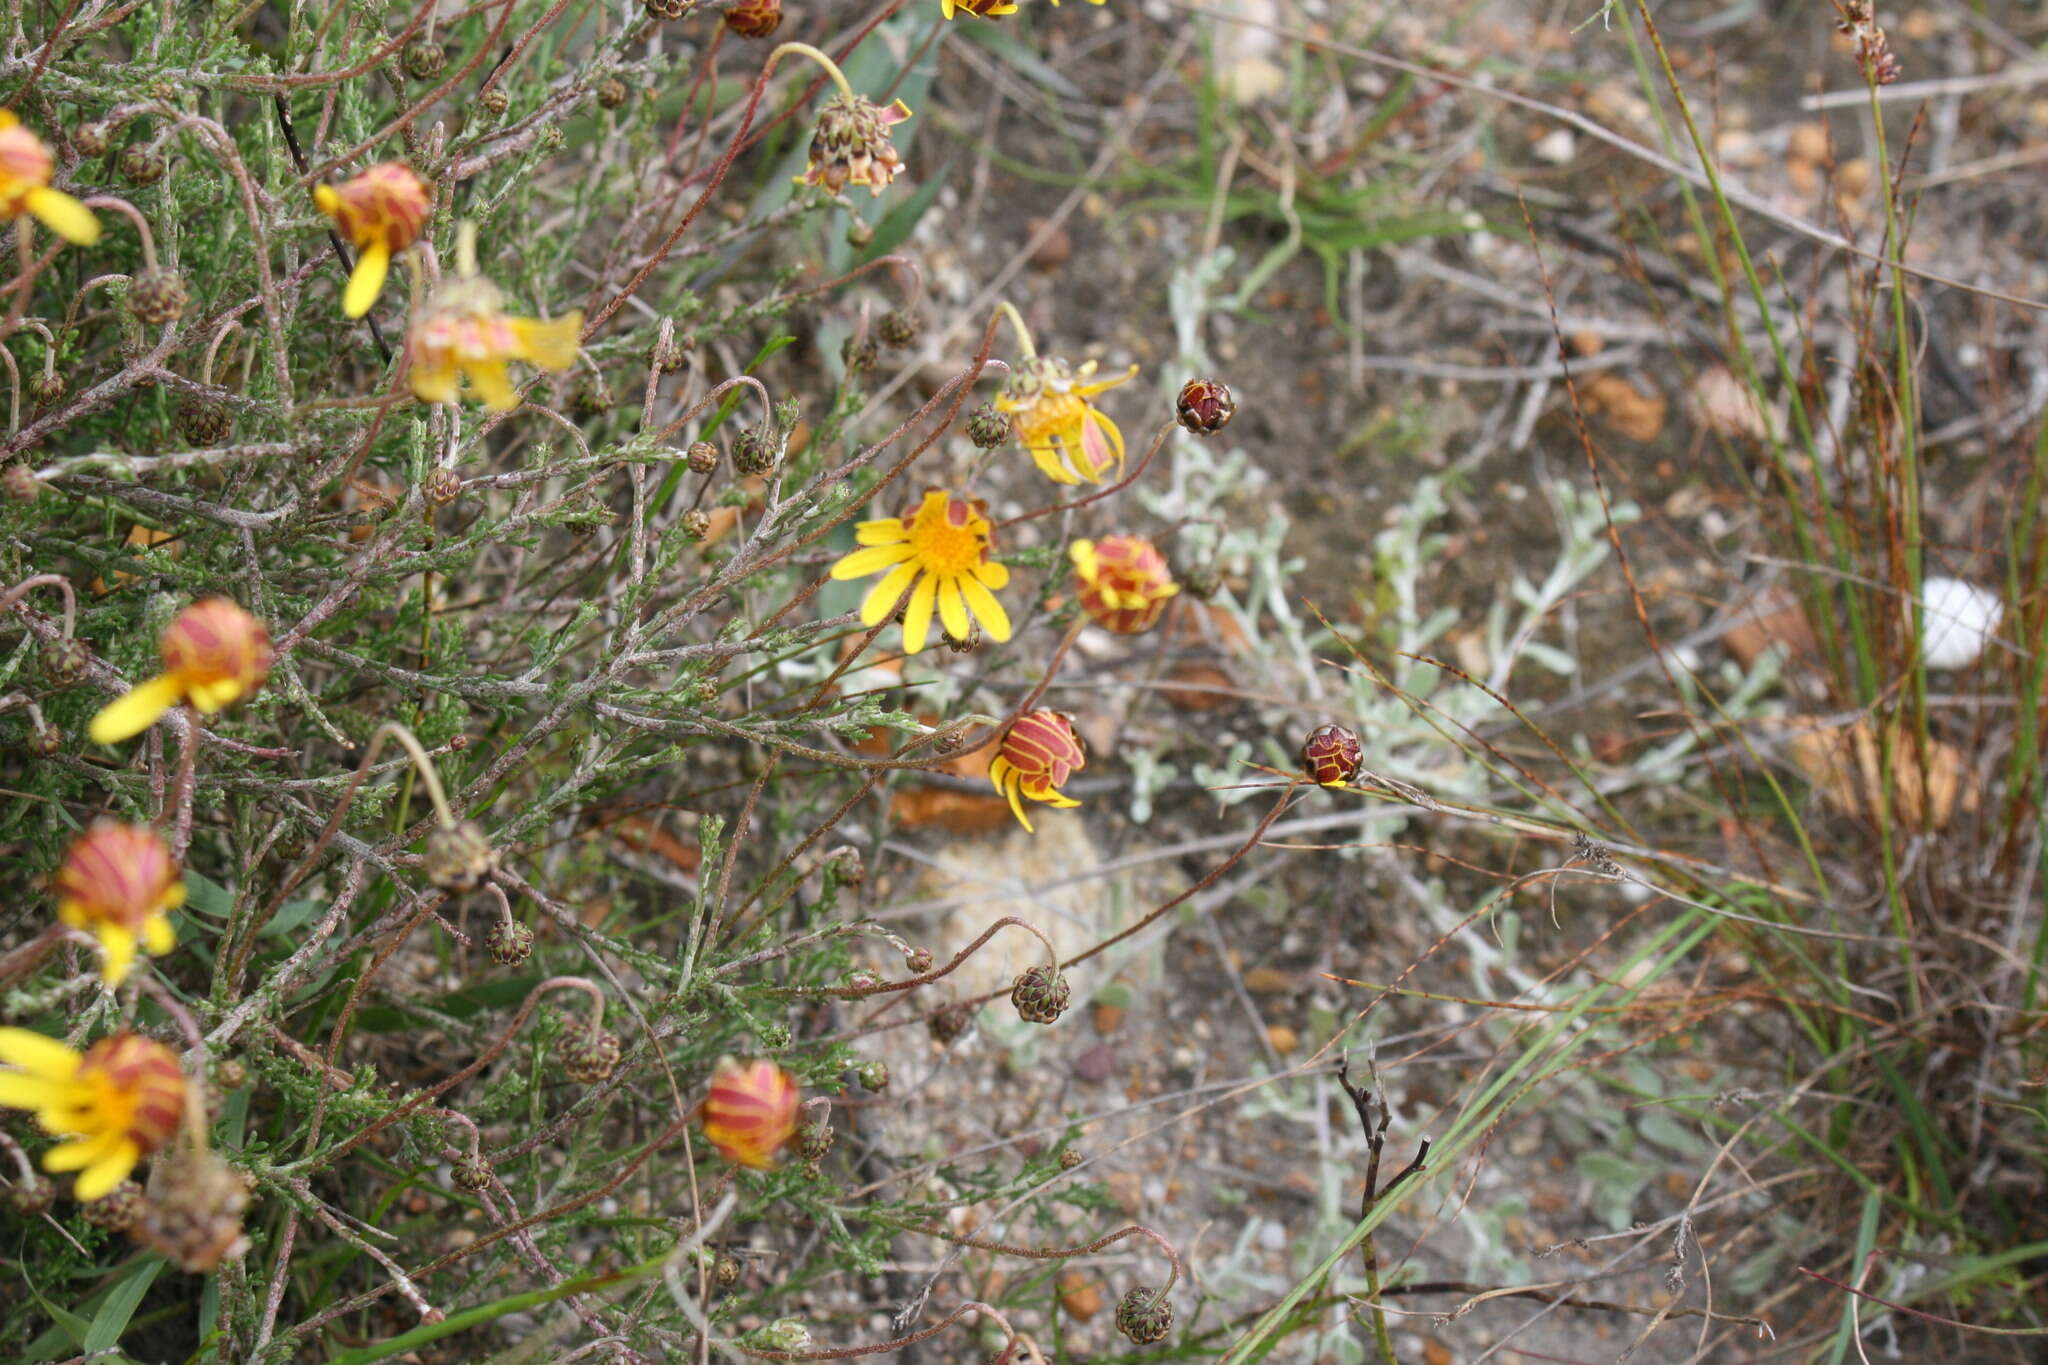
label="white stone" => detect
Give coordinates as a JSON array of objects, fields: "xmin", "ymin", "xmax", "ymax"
[{"xmin": 1917, "ymin": 577, "xmax": 2002, "ymax": 670}]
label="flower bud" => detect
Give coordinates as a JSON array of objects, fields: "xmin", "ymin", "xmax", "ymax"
[
  {"xmin": 30, "ymin": 371, "xmax": 64, "ymax": 404},
  {"xmin": 681, "ymin": 508, "xmax": 712, "ymax": 542},
  {"xmin": 560, "ymin": 1027, "xmax": 622, "ymax": 1084},
  {"xmin": 686, "ymin": 440, "xmax": 718, "ymax": 474},
  {"xmin": 74, "ymin": 121, "xmax": 110, "ymax": 158},
  {"xmin": 1070, "ymin": 536, "xmax": 1179, "ymax": 635},
  {"xmin": 597, "ymin": 78, "xmax": 628, "ymax": 110},
  {"xmin": 904, "ymin": 946, "xmax": 934, "ymax": 974},
  {"xmin": 1301, "ymin": 723, "xmax": 1362, "ymax": 787},
  {"xmin": 485, "ymin": 917, "xmax": 534, "ymax": 966},
  {"xmin": 1175, "ymin": 378, "xmax": 1236, "ymax": 436},
  {"xmin": 965, "ymin": 402, "xmax": 1009, "ymax": 449},
  {"xmin": 714, "ymin": 1256, "xmax": 741, "ymax": 1287},
  {"xmin": 176, "ymin": 394, "xmax": 230, "ymax": 447},
  {"xmin": 129, "ymin": 268, "xmax": 188, "ymax": 326},
  {"xmin": 645, "ymin": 0, "xmax": 695, "ymax": 17},
  {"xmin": 701, "ymin": 1058, "xmax": 800, "ymax": 1168},
  {"xmin": 1011, "ymin": 964, "xmax": 1070, "ymax": 1025},
  {"xmin": 821, "ymin": 843, "xmax": 863, "ymax": 886},
  {"xmin": 40, "ymin": 635, "xmax": 90, "ymax": 686},
  {"xmin": 929, "ymin": 1001, "xmax": 972, "ymax": 1045},
  {"xmin": 1058, "ymin": 1148, "xmax": 1083, "ymax": 1171},
  {"xmin": 796, "ymin": 1119, "xmax": 834, "ymax": 1160},
  {"xmin": 654, "ymin": 334, "xmax": 689, "ymax": 374},
  {"xmin": 211, "ymin": 1058, "xmax": 248, "ymax": 1091},
  {"xmin": 27, "ymin": 721, "xmax": 60, "ymax": 757},
  {"xmin": 1115, "ymin": 1287, "xmax": 1174, "ymax": 1345},
  {"xmin": 402, "ymin": 39, "xmax": 448, "ymax": 80},
  {"xmin": 477, "ymin": 87, "xmax": 510, "ymax": 117},
  {"xmin": 424, "ymin": 466, "xmax": 463, "ymax": 507},
  {"xmin": 4, "ymin": 1175, "xmax": 54, "ymax": 1218},
  {"xmin": 841, "ymin": 332, "xmax": 878, "ymax": 378},
  {"xmin": 117, "ymin": 145, "xmax": 164, "ymax": 186},
  {"xmin": 731, "ymin": 424, "xmax": 777, "ymax": 476},
  {"xmin": 724, "ymin": 0, "xmax": 783, "ymax": 38},
  {"xmin": 2, "ymin": 462, "xmax": 35, "ymax": 503},
  {"xmin": 452, "ymin": 1156, "xmax": 493, "ymax": 1192},
  {"xmin": 79, "ymin": 1180, "xmax": 147, "ymax": 1231},
  {"xmin": 855, "ymin": 1060, "xmax": 888, "ymax": 1092},
  {"xmin": 423, "ymin": 820, "xmax": 495, "ymax": 893}
]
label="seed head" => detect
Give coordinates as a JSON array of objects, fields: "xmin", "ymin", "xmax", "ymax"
[
  {"xmin": 2, "ymin": 462, "xmax": 35, "ymax": 503},
  {"xmin": 478, "ymin": 87, "xmax": 510, "ymax": 117},
  {"xmin": 423, "ymin": 466, "xmax": 463, "ymax": 507},
  {"xmin": 877, "ymin": 309, "xmax": 921, "ymax": 349},
  {"xmin": 41, "ymin": 635, "xmax": 90, "ymax": 686},
  {"xmin": 796, "ymin": 1119, "xmax": 834, "ymax": 1160},
  {"xmin": 452, "ymin": 1156, "xmax": 493, "ymax": 1192},
  {"xmin": 79, "ymin": 1180, "xmax": 147, "ymax": 1232},
  {"xmin": 176, "ymin": 395, "xmax": 230, "ymax": 447},
  {"xmin": 136, "ymin": 1147, "xmax": 249, "ymax": 1272},
  {"xmin": 117, "ymin": 145, "xmax": 164, "ymax": 186},
  {"xmin": 1115, "ymin": 1287, "xmax": 1174, "ymax": 1345},
  {"xmin": 402, "ymin": 39, "xmax": 448, "ymax": 80},
  {"xmin": 30, "ymin": 371, "xmax": 64, "ymax": 404},
  {"xmin": 822, "ymin": 843, "xmax": 864, "ymax": 886},
  {"xmin": 928, "ymin": 1001, "xmax": 972, "ymax": 1045},
  {"xmin": 731, "ymin": 424, "xmax": 778, "ymax": 476},
  {"xmin": 597, "ymin": 78, "xmax": 628, "ymax": 110},
  {"xmin": 1175, "ymin": 378, "xmax": 1236, "ymax": 436},
  {"xmin": 965, "ymin": 402, "xmax": 1009, "ymax": 449},
  {"xmin": 1011, "ymin": 964, "xmax": 1071, "ymax": 1025},
  {"xmin": 560, "ymin": 1027, "xmax": 621, "ymax": 1084},
  {"xmin": 423, "ymin": 820, "xmax": 495, "ymax": 893},
  {"xmin": 4, "ymin": 1175, "xmax": 54, "ymax": 1218},
  {"xmin": 486, "ymin": 917, "xmax": 535, "ymax": 966},
  {"xmin": 856, "ymin": 1060, "xmax": 889, "ymax": 1092},
  {"xmin": 841, "ymin": 332, "xmax": 878, "ymax": 379},
  {"xmin": 681, "ymin": 509, "xmax": 712, "ymax": 542},
  {"xmin": 644, "ymin": 0, "xmax": 695, "ymax": 17},
  {"xmin": 74, "ymin": 121, "xmax": 111, "ymax": 158},
  {"xmin": 686, "ymin": 440, "xmax": 718, "ymax": 474},
  {"xmin": 129, "ymin": 268, "xmax": 188, "ymax": 326}
]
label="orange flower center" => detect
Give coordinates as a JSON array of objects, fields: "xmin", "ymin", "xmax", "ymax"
[{"xmin": 906, "ymin": 495, "xmax": 988, "ymax": 576}]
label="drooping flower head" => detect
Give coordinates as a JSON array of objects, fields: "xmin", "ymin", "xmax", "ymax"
[
  {"xmin": 407, "ymin": 275, "xmax": 582, "ymax": 412},
  {"xmin": 54, "ymin": 821, "xmax": 184, "ymax": 986},
  {"xmin": 701, "ymin": 1058, "xmax": 800, "ymax": 1169},
  {"xmin": 89, "ymin": 598, "xmax": 274, "ymax": 745},
  {"xmin": 0, "ymin": 111, "xmax": 99, "ymax": 245},
  {"xmin": 1302, "ymin": 723, "xmax": 1362, "ymax": 787},
  {"xmin": 990, "ymin": 710, "xmax": 1086, "ymax": 832},
  {"xmin": 1070, "ymin": 536, "xmax": 1179, "ymax": 634},
  {"xmin": 829, "ymin": 489, "xmax": 1013, "ymax": 655},
  {"xmin": 1175, "ymin": 378, "xmax": 1236, "ymax": 436},
  {"xmin": 800, "ymin": 93, "xmax": 912, "ymax": 197},
  {"xmin": 997, "ymin": 355, "xmax": 1139, "ymax": 486},
  {"xmin": 0, "ymin": 1030, "xmax": 186, "ymax": 1200},
  {"xmin": 312, "ymin": 163, "xmax": 432, "ymax": 318},
  {"xmin": 940, "ymin": 0, "xmax": 1019, "ymax": 16}
]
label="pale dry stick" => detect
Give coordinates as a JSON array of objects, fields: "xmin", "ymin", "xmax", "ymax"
[
  {"xmin": 293, "ymin": 1180, "xmax": 443, "ymax": 1324},
  {"xmin": 205, "ymin": 858, "xmax": 367, "ymax": 1051},
  {"xmin": 746, "ymin": 1301, "xmax": 1024, "ymax": 1363}
]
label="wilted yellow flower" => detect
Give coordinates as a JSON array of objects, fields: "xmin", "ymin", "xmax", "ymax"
[
  {"xmin": 0, "ymin": 1030, "xmax": 186, "ymax": 1200},
  {"xmin": 940, "ymin": 0, "xmax": 1019, "ymax": 16},
  {"xmin": 1070, "ymin": 535, "xmax": 1178, "ymax": 634},
  {"xmin": 829, "ymin": 489, "xmax": 1012, "ymax": 654},
  {"xmin": 0, "ymin": 111, "xmax": 99, "ymax": 245},
  {"xmin": 90, "ymin": 597, "xmax": 274, "ymax": 744},
  {"xmin": 799, "ymin": 93, "xmax": 912, "ymax": 197},
  {"xmin": 997, "ymin": 356, "xmax": 1139, "ymax": 485},
  {"xmin": 54, "ymin": 821, "xmax": 183, "ymax": 986},
  {"xmin": 701, "ymin": 1058, "xmax": 800, "ymax": 1169},
  {"xmin": 990, "ymin": 710, "xmax": 1086, "ymax": 832},
  {"xmin": 407, "ymin": 275, "xmax": 581, "ymax": 412},
  {"xmin": 313, "ymin": 162, "xmax": 432, "ymax": 318}
]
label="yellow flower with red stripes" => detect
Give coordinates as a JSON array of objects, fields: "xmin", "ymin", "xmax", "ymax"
[
  {"xmin": 0, "ymin": 1030, "xmax": 186, "ymax": 1200},
  {"xmin": 997, "ymin": 355, "xmax": 1139, "ymax": 486},
  {"xmin": 940, "ymin": 0, "xmax": 1019, "ymax": 17},
  {"xmin": 830, "ymin": 489, "xmax": 1013, "ymax": 654},
  {"xmin": 90, "ymin": 598, "xmax": 273, "ymax": 745},
  {"xmin": 990, "ymin": 710, "xmax": 1086, "ymax": 831},
  {"xmin": 1070, "ymin": 535, "xmax": 1178, "ymax": 634},
  {"xmin": 55, "ymin": 821, "xmax": 183, "ymax": 986},
  {"xmin": 407, "ymin": 275, "xmax": 581, "ymax": 412},
  {"xmin": 701, "ymin": 1058, "xmax": 800, "ymax": 1169},
  {"xmin": 313, "ymin": 162, "xmax": 432, "ymax": 318}
]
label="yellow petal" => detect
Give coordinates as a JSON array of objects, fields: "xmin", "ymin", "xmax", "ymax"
[
  {"xmin": 973, "ymin": 559, "xmax": 1010, "ymax": 591},
  {"xmin": 313, "ymin": 183, "xmax": 342, "ymax": 219},
  {"xmin": 42, "ymin": 1128, "xmax": 123, "ymax": 1172},
  {"xmin": 185, "ymin": 676, "xmax": 245, "ymax": 714},
  {"xmin": 343, "ymin": 239, "xmax": 390, "ymax": 318},
  {"xmin": 958, "ymin": 573, "xmax": 1012, "ymax": 643},
  {"xmin": 143, "ymin": 910, "xmax": 176, "ymax": 955},
  {"xmin": 993, "ymin": 767, "xmax": 1034, "ymax": 833},
  {"xmin": 88, "ymin": 673, "xmax": 185, "ymax": 744},
  {"xmin": 467, "ymin": 359, "xmax": 519, "ymax": 412},
  {"xmin": 1027, "ymin": 440, "xmax": 1079, "ymax": 485},
  {"xmin": 96, "ymin": 923, "xmax": 137, "ymax": 987},
  {"xmin": 1074, "ymin": 362, "xmax": 1139, "ymax": 398},
  {"xmin": 901, "ymin": 572, "xmax": 938, "ymax": 654},
  {"xmin": 160, "ymin": 878, "xmax": 187, "ymax": 912},
  {"xmin": 858, "ymin": 561, "xmax": 920, "ymax": 627},
  {"xmin": 0, "ymin": 1072, "xmax": 65, "ymax": 1111},
  {"xmin": 70, "ymin": 1138, "xmax": 141, "ymax": 1202},
  {"xmin": 410, "ymin": 357, "xmax": 460, "ymax": 406},
  {"xmin": 509, "ymin": 312, "xmax": 584, "ymax": 373},
  {"xmin": 937, "ymin": 575, "xmax": 970, "ymax": 643},
  {"xmin": 56, "ymin": 898, "xmax": 87, "ymax": 929},
  {"xmin": 829, "ymin": 542, "xmax": 916, "ymax": 580},
  {"xmin": 1080, "ymin": 409, "xmax": 1124, "ymax": 480},
  {"xmin": 1069, "ymin": 539, "xmax": 1098, "ymax": 579},
  {"xmin": 854, "ymin": 519, "xmax": 907, "ymax": 546},
  {"xmin": 24, "ymin": 187, "xmax": 100, "ymax": 245},
  {"xmin": 0, "ymin": 1029, "xmax": 80, "ymax": 1081}
]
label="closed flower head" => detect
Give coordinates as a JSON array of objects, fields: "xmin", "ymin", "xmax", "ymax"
[
  {"xmin": 90, "ymin": 598, "xmax": 273, "ymax": 745},
  {"xmin": 1070, "ymin": 535, "xmax": 1178, "ymax": 634},
  {"xmin": 0, "ymin": 1030, "xmax": 185, "ymax": 1201},
  {"xmin": 998, "ymin": 355, "xmax": 1139, "ymax": 486},
  {"xmin": 55, "ymin": 821, "xmax": 183, "ymax": 986},
  {"xmin": 313, "ymin": 163, "xmax": 432, "ymax": 318},
  {"xmin": 990, "ymin": 710, "xmax": 1085, "ymax": 831},
  {"xmin": 0, "ymin": 111, "xmax": 99, "ymax": 244},
  {"xmin": 830, "ymin": 489, "xmax": 1012, "ymax": 655},
  {"xmin": 407, "ymin": 275, "xmax": 581, "ymax": 412},
  {"xmin": 800, "ymin": 93, "xmax": 911, "ymax": 197},
  {"xmin": 701, "ymin": 1058, "xmax": 800, "ymax": 1169},
  {"xmin": 940, "ymin": 0, "xmax": 1020, "ymax": 16}
]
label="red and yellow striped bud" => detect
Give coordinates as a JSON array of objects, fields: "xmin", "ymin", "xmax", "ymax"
[
  {"xmin": 1070, "ymin": 536, "xmax": 1179, "ymax": 635},
  {"xmin": 701, "ymin": 1058, "xmax": 800, "ymax": 1169},
  {"xmin": 724, "ymin": 0, "xmax": 783, "ymax": 37},
  {"xmin": 54, "ymin": 821, "xmax": 184, "ymax": 986},
  {"xmin": 1301, "ymin": 723, "xmax": 1362, "ymax": 787},
  {"xmin": 989, "ymin": 710, "xmax": 1086, "ymax": 832},
  {"xmin": 89, "ymin": 598, "xmax": 274, "ymax": 745}
]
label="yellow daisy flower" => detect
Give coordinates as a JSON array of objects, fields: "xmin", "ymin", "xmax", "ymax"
[
  {"xmin": 312, "ymin": 162, "xmax": 432, "ymax": 319},
  {"xmin": 407, "ymin": 275, "xmax": 581, "ymax": 412},
  {"xmin": 89, "ymin": 597, "xmax": 273, "ymax": 745},
  {"xmin": 0, "ymin": 1030, "xmax": 186, "ymax": 1200},
  {"xmin": 828, "ymin": 489, "xmax": 1013, "ymax": 654},
  {"xmin": 54, "ymin": 821, "xmax": 184, "ymax": 987},
  {"xmin": 996, "ymin": 355, "xmax": 1139, "ymax": 486}
]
